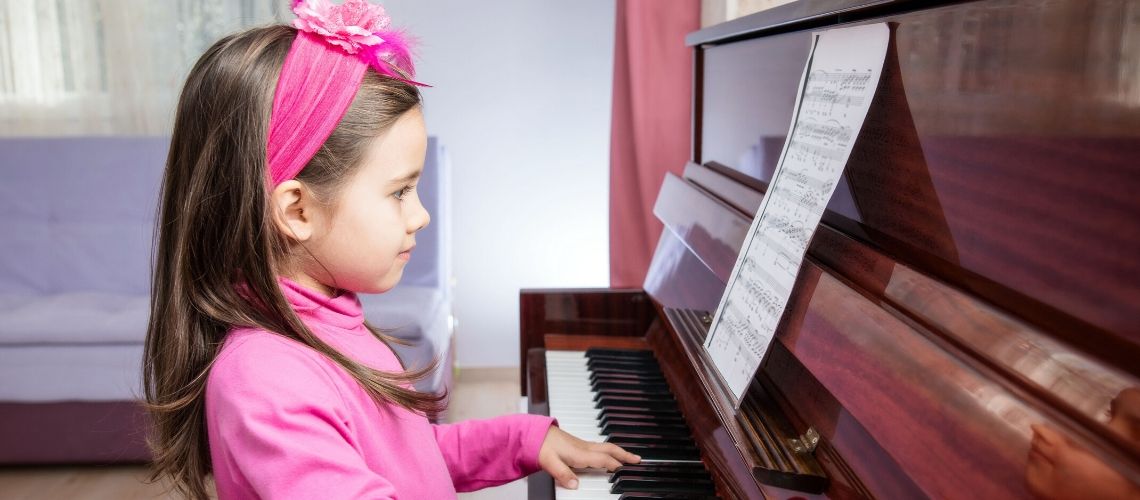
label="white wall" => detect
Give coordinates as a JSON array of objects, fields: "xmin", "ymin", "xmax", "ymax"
[{"xmin": 385, "ymin": 1, "xmax": 615, "ymax": 367}]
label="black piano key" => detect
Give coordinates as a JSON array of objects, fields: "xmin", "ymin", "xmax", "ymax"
[
  {"xmin": 607, "ymin": 442, "xmax": 702, "ymax": 460},
  {"xmin": 590, "ymin": 371, "xmax": 666, "ymax": 382},
  {"xmin": 592, "ymin": 382, "xmax": 670, "ymax": 394},
  {"xmin": 599, "ymin": 404, "xmax": 686, "ymax": 418},
  {"xmin": 617, "ymin": 494, "xmax": 719, "ymax": 500},
  {"xmin": 588, "ymin": 366, "xmax": 664, "ymax": 377},
  {"xmin": 599, "ymin": 413, "xmax": 686, "ymax": 427},
  {"xmin": 588, "ymin": 366, "xmax": 661, "ymax": 378},
  {"xmin": 588, "ymin": 378, "xmax": 665, "ymax": 389},
  {"xmin": 605, "ymin": 436, "xmax": 696, "ymax": 451},
  {"xmin": 595, "ymin": 393, "xmax": 674, "ymax": 405},
  {"xmin": 589, "ymin": 372, "xmax": 660, "ymax": 381},
  {"xmin": 587, "ymin": 353, "xmax": 658, "ymax": 363},
  {"xmin": 597, "ymin": 373, "xmax": 665, "ymax": 384},
  {"xmin": 601, "ymin": 421, "xmax": 691, "ymax": 437},
  {"xmin": 588, "ymin": 358, "xmax": 660, "ymax": 368},
  {"xmin": 586, "ymin": 348, "xmax": 656, "ymax": 359},
  {"xmin": 611, "ymin": 464, "xmax": 711, "ymax": 482},
  {"xmin": 589, "ymin": 371, "xmax": 668, "ymax": 384},
  {"xmin": 595, "ymin": 396, "xmax": 678, "ymax": 411},
  {"xmin": 592, "ymin": 369, "xmax": 665, "ymax": 380},
  {"xmin": 588, "ymin": 357, "xmax": 661, "ymax": 369},
  {"xmin": 611, "ymin": 475, "xmax": 714, "ymax": 487},
  {"xmin": 611, "ymin": 477, "xmax": 716, "ymax": 494},
  {"xmin": 604, "ymin": 433, "xmax": 694, "ymax": 447},
  {"xmin": 599, "ymin": 406, "xmax": 683, "ymax": 421},
  {"xmin": 587, "ymin": 356, "xmax": 658, "ymax": 366},
  {"xmin": 612, "ymin": 443, "xmax": 702, "ymax": 461},
  {"xmin": 592, "ymin": 385, "xmax": 672, "ymax": 397},
  {"xmin": 588, "ymin": 365, "xmax": 662, "ymax": 377},
  {"xmin": 599, "ymin": 419, "xmax": 690, "ymax": 434},
  {"xmin": 594, "ymin": 388, "xmax": 676, "ymax": 401},
  {"xmin": 613, "ymin": 463, "xmax": 708, "ymax": 473},
  {"xmin": 597, "ymin": 396, "xmax": 674, "ymax": 407},
  {"xmin": 592, "ymin": 359, "xmax": 665, "ymax": 371}
]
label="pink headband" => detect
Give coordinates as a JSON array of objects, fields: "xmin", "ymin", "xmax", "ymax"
[{"xmin": 266, "ymin": 0, "xmax": 425, "ymax": 187}]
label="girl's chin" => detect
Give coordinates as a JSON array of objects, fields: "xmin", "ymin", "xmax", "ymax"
[{"xmin": 368, "ymin": 270, "xmax": 405, "ymax": 294}]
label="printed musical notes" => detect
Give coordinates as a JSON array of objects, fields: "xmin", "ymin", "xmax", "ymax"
[
  {"xmin": 801, "ymin": 70, "xmax": 874, "ymax": 119},
  {"xmin": 703, "ymin": 23, "xmax": 890, "ymax": 404}
]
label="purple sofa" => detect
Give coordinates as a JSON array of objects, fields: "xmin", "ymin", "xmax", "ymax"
[{"xmin": 0, "ymin": 136, "xmax": 454, "ymax": 464}]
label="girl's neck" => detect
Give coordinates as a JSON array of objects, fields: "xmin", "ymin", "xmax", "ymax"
[{"xmin": 280, "ymin": 271, "xmax": 340, "ymax": 299}]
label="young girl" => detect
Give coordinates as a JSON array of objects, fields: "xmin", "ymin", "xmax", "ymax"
[{"xmin": 142, "ymin": 1, "xmax": 638, "ymax": 498}]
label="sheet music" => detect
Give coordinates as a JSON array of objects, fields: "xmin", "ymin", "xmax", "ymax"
[{"xmin": 703, "ymin": 23, "xmax": 889, "ymax": 404}]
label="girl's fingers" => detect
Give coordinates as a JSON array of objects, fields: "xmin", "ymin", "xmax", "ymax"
[
  {"xmin": 604, "ymin": 455, "xmax": 624, "ymax": 471},
  {"xmin": 591, "ymin": 452, "xmax": 623, "ymax": 472},
  {"xmin": 548, "ymin": 456, "xmax": 580, "ymax": 490},
  {"xmin": 591, "ymin": 441, "xmax": 641, "ymax": 464},
  {"xmin": 566, "ymin": 449, "xmax": 624, "ymax": 471}
]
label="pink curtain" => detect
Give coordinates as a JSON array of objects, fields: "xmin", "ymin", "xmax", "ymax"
[{"xmin": 609, "ymin": 0, "xmax": 700, "ymax": 288}]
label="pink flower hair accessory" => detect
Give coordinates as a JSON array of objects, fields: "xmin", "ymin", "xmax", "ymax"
[
  {"xmin": 290, "ymin": 0, "xmax": 424, "ymax": 85},
  {"xmin": 265, "ymin": 0, "xmax": 427, "ymax": 188}
]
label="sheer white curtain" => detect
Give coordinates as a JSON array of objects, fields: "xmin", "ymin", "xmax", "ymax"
[{"xmin": 0, "ymin": 0, "xmax": 289, "ymax": 135}]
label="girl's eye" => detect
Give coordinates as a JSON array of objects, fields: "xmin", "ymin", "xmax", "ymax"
[{"xmin": 392, "ymin": 185, "xmax": 415, "ymax": 200}]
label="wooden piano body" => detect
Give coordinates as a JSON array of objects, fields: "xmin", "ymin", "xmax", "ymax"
[{"xmin": 522, "ymin": 0, "xmax": 1140, "ymax": 498}]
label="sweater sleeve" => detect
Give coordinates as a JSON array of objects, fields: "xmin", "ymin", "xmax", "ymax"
[
  {"xmin": 206, "ymin": 337, "xmax": 397, "ymax": 500},
  {"xmin": 431, "ymin": 413, "xmax": 558, "ymax": 492}
]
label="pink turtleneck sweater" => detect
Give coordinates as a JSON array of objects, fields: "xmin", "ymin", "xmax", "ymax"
[{"xmin": 205, "ymin": 277, "xmax": 556, "ymax": 499}]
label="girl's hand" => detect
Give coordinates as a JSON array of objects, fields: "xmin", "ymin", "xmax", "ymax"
[{"xmin": 537, "ymin": 425, "xmax": 641, "ymax": 490}]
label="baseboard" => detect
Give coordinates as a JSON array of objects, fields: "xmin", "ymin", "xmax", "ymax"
[{"xmin": 0, "ymin": 401, "xmax": 152, "ymax": 465}]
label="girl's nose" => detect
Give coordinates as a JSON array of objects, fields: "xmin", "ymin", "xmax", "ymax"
[{"xmin": 410, "ymin": 196, "xmax": 430, "ymax": 233}]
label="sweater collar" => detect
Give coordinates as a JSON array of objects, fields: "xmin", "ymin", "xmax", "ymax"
[{"xmin": 277, "ymin": 275, "xmax": 365, "ymax": 332}]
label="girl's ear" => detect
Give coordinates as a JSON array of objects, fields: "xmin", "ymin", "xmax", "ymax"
[{"xmin": 271, "ymin": 179, "xmax": 315, "ymax": 243}]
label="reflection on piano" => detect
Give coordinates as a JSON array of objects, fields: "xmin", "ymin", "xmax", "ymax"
[{"xmin": 522, "ymin": 1, "xmax": 1140, "ymax": 498}]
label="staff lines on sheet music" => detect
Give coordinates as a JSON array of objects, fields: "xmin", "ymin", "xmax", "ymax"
[
  {"xmin": 790, "ymin": 120, "xmax": 856, "ymax": 146},
  {"xmin": 801, "ymin": 69, "xmax": 873, "ymax": 116},
  {"xmin": 806, "ymin": 68, "xmax": 874, "ymax": 86},
  {"xmin": 781, "ymin": 170, "xmax": 833, "ymax": 191},
  {"xmin": 784, "ymin": 128, "xmax": 851, "ymax": 175},
  {"xmin": 766, "ymin": 180, "xmax": 831, "ymax": 216},
  {"xmin": 738, "ymin": 258, "xmax": 789, "ymax": 320},
  {"xmin": 761, "ymin": 213, "xmax": 813, "ymax": 251},
  {"xmin": 718, "ymin": 307, "xmax": 764, "ymax": 390}
]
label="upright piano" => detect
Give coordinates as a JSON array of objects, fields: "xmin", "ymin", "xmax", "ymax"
[{"xmin": 521, "ymin": 1, "xmax": 1140, "ymax": 498}]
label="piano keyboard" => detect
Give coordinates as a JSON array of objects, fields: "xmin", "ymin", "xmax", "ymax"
[{"xmin": 546, "ymin": 348, "xmax": 720, "ymax": 499}]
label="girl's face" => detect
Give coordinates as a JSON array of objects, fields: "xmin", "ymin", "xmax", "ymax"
[{"xmin": 297, "ymin": 108, "xmax": 430, "ymax": 296}]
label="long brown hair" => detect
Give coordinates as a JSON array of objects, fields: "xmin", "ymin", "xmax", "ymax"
[{"xmin": 143, "ymin": 25, "xmax": 444, "ymax": 499}]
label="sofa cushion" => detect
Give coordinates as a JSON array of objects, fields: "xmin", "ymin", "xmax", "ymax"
[
  {"xmin": 0, "ymin": 137, "xmax": 165, "ymax": 295},
  {"xmin": 358, "ymin": 285, "xmax": 451, "ymax": 392},
  {"xmin": 0, "ymin": 344, "xmax": 144, "ymax": 401},
  {"xmin": 0, "ymin": 292, "xmax": 149, "ymax": 345}
]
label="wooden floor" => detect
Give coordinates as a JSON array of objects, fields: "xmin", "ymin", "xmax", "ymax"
[{"xmin": 0, "ymin": 367, "xmax": 527, "ymax": 500}]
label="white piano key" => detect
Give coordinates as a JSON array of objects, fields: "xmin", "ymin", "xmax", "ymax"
[{"xmin": 553, "ymin": 469, "xmax": 619, "ymax": 499}]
